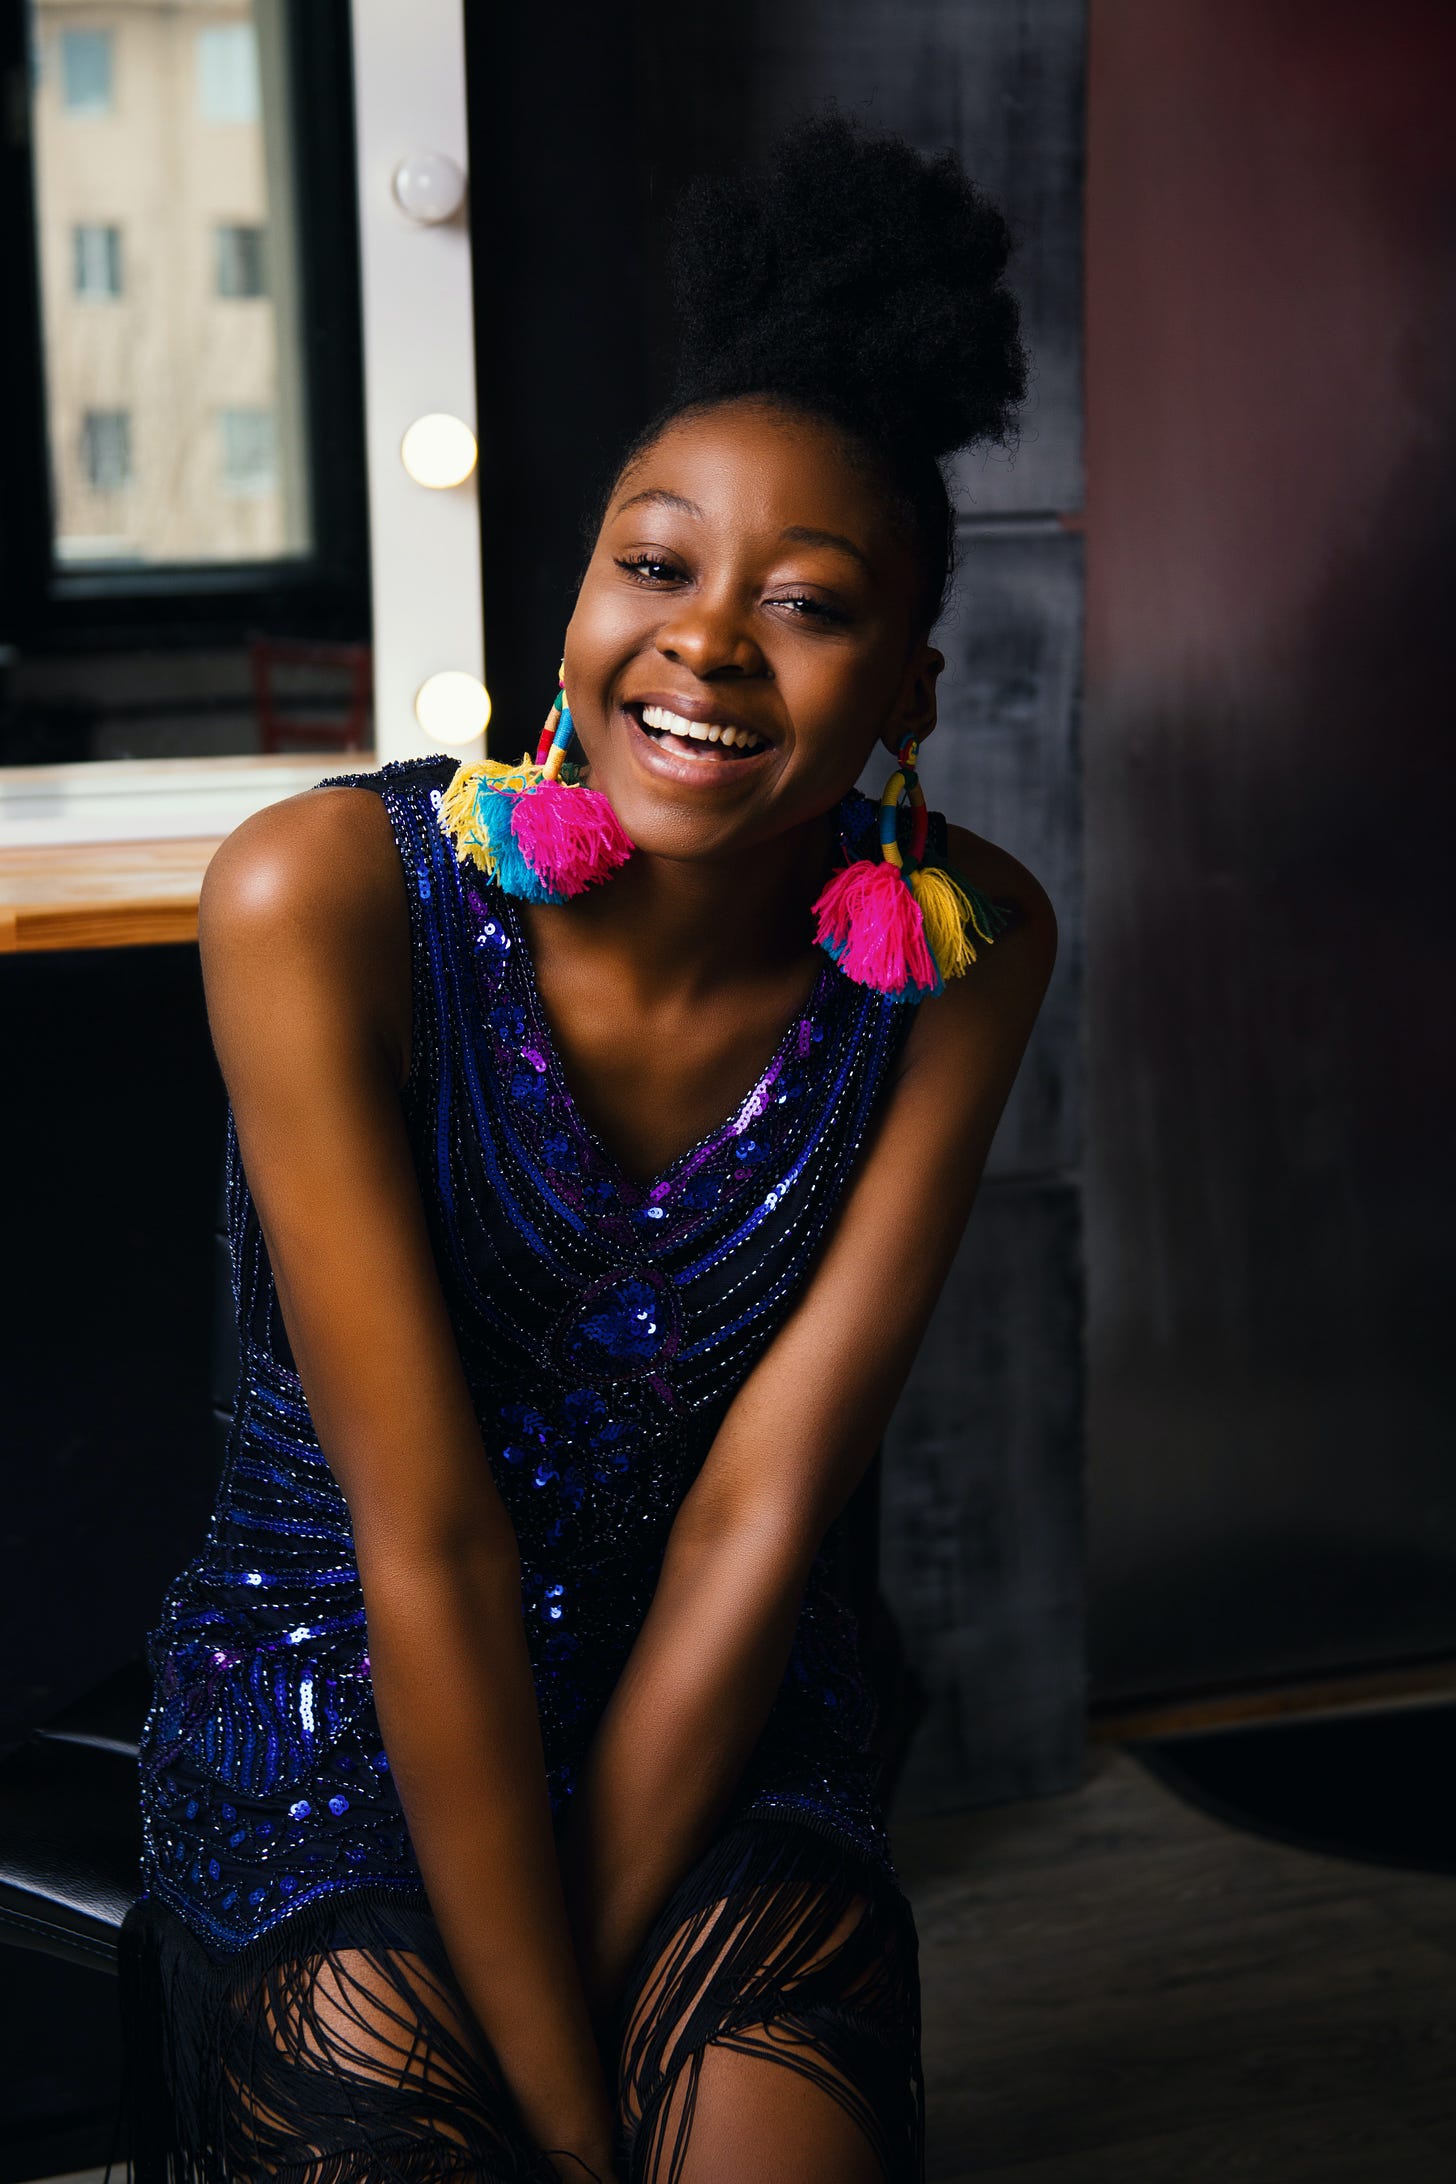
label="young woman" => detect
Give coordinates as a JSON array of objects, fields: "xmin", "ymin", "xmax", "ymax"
[{"xmin": 119, "ymin": 117, "xmax": 1054, "ymax": 2183}]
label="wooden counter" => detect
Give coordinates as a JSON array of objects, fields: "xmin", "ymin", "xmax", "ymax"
[
  {"xmin": 0, "ymin": 751, "xmax": 367, "ymax": 952},
  {"xmin": 0, "ymin": 837, "xmax": 223, "ymax": 953}
]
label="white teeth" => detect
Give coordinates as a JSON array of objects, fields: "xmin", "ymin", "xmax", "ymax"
[{"xmin": 640, "ymin": 703, "xmax": 762, "ymax": 752}]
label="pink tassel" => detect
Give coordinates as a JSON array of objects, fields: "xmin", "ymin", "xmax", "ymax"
[
  {"xmin": 510, "ymin": 779, "xmax": 634, "ymax": 897},
  {"xmin": 812, "ymin": 857, "xmax": 939, "ymax": 997}
]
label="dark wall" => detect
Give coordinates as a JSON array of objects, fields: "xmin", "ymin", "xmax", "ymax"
[
  {"xmin": 1085, "ymin": 1, "xmax": 1456, "ymax": 1703},
  {"xmin": 468, "ymin": 0, "xmax": 1089, "ymax": 1812},
  {"xmin": 464, "ymin": 5, "xmax": 652, "ymax": 746},
  {"xmin": 0, "ymin": 948, "xmax": 226, "ymax": 1750}
]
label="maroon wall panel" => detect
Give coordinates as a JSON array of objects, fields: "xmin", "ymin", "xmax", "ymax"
[{"xmin": 1085, "ymin": 0, "xmax": 1456, "ymax": 1700}]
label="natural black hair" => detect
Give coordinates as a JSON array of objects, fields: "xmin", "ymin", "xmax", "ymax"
[{"xmin": 585, "ymin": 111, "xmax": 1027, "ymax": 630}]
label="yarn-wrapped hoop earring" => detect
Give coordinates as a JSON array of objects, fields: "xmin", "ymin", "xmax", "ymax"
[
  {"xmin": 437, "ymin": 662, "xmax": 634, "ymax": 901},
  {"xmin": 812, "ymin": 733, "xmax": 1012, "ymax": 1002}
]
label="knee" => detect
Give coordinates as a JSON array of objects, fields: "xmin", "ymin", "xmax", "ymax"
[{"xmin": 627, "ymin": 2036, "xmax": 887, "ymax": 2184}]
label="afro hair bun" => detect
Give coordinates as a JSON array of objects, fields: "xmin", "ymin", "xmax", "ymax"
[{"xmin": 666, "ymin": 111, "xmax": 1027, "ymax": 467}]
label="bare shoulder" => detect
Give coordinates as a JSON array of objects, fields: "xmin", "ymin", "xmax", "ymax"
[
  {"xmin": 199, "ymin": 784, "xmax": 410, "ymax": 1080},
  {"xmin": 895, "ymin": 821, "xmax": 1057, "ymax": 1090},
  {"xmin": 943, "ymin": 820, "xmax": 1057, "ymax": 960},
  {"xmin": 200, "ymin": 783, "xmax": 401, "ymax": 944},
  {"xmin": 942, "ymin": 818, "xmax": 1057, "ymax": 1003}
]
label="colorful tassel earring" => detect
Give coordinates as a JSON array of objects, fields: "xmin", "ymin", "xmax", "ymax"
[
  {"xmin": 812, "ymin": 734, "xmax": 1012, "ymax": 1003},
  {"xmin": 437, "ymin": 663, "xmax": 634, "ymax": 902}
]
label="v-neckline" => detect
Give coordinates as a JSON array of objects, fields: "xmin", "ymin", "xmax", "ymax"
[{"xmin": 496, "ymin": 885, "xmax": 842, "ymax": 1200}]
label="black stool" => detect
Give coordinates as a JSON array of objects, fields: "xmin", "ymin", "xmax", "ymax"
[{"xmin": 0, "ymin": 1160, "xmax": 237, "ymax": 1984}]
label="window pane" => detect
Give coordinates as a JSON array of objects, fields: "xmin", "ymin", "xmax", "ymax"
[
  {"xmin": 81, "ymin": 409, "xmax": 131, "ymax": 492},
  {"xmin": 73, "ymin": 223, "xmax": 124, "ymax": 298},
  {"xmin": 60, "ymin": 28, "xmax": 113, "ymax": 113},
  {"xmin": 29, "ymin": 0, "xmax": 311, "ymax": 567},
  {"xmin": 219, "ymin": 406, "xmax": 277, "ymax": 494},
  {"xmin": 197, "ymin": 22, "xmax": 261, "ymax": 124},
  {"xmin": 215, "ymin": 222, "xmax": 267, "ymax": 298}
]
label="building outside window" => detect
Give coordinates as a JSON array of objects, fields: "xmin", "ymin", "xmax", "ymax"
[
  {"xmin": 27, "ymin": 0, "xmax": 312, "ymax": 567},
  {"xmin": 219, "ymin": 406, "xmax": 277, "ymax": 496},
  {"xmin": 197, "ymin": 22, "xmax": 260, "ymax": 124},
  {"xmin": 215, "ymin": 222, "xmax": 267, "ymax": 299},
  {"xmin": 73, "ymin": 222, "xmax": 123, "ymax": 298},
  {"xmin": 7, "ymin": 0, "xmax": 367, "ymax": 686},
  {"xmin": 59, "ymin": 27, "xmax": 114, "ymax": 114},
  {"xmin": 81, "ymin": 409, "xmax": 131, "ymax": 493}
]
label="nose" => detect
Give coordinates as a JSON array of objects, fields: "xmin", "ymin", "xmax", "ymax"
[{"xmin": 654, "ymin": 587, "xmax": 767, "ymax": 680}]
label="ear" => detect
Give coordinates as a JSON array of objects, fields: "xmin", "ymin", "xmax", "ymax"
[{"xmin": 881, "ymin": 643, "xmax": 945, "ymax": 757}]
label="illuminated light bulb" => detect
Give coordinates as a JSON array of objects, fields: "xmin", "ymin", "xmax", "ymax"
[
  {"xmin": 400, "ymin": 412, "xmax": 478, "ymax": 489},
  {"xmin": 391, "ymin": 151, "xmax": 467, "ymax": 225},
  {"xmin": 415, "ymin": 670, "xmax": 491, "ymax": 747}
]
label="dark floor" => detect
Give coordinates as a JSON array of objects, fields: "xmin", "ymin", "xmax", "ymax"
[
  {"xmin": 895, "ymin": 1742, "xmax": 1456, "ymax": 2181},
  {"xmin": 17, "ymin": 1740, "xmax": 1456, "ymax": 2183}
]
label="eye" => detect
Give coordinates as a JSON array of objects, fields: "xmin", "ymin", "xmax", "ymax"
[
  {"xmin": 613, "ymin": 554, "xmax": 850, "ymax": 626},
  {"xmin": 770, "ymin": 593, "xmax": 849, "ymax": 625},
  {"xmin": 614, "ymin": 553, "xmax": 683, "ymax": 584}
]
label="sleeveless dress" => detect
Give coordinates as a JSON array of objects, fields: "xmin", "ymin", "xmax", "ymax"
[{"xmin": 118, "ymin": 753, "xmax": 932, "ymax": 2183}]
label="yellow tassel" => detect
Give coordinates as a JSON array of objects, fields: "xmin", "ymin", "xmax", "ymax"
[
  {"xmin": 437, "ymin": 755, "xmax": 539, "ymax": 875},
  {"xmin": 964, "ymin": 891, "xmax": 998, "ymax": 945},
  {"xmin": 910, "ymin": 862, "xmax": 982, "ymax": 979}
]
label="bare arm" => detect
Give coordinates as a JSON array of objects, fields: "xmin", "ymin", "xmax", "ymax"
[
  {"xmin": 560, "ymin": 830, "xmax": 1058, "ymax": 2022},
  {"xmin": 200, "ymin": 788, "xmax": 617, "ymax": 2181}
]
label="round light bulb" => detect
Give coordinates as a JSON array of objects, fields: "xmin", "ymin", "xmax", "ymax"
[
  {"xmin": 400, "ymin": 412, "xmax": 478, "ymax": 490},
  {"xmin": 415, "ymin": 669, "xmax": 491, "ymax": 747},
  {"xmin": 391, "ymin": 151, "xmax": 467, "ymax": 225}
]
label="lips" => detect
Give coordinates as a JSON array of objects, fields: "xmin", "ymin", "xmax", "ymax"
[
  {"xmin": 624, "ymin": 690, "xmax": 774, "ymax": 744},
  {"xmin": 619, "ymin": 701, "xmax": 775, "ymax": 789},
  {"xmin": 639, "ymin": 701, "xmax": 766, "ymax": 754}
]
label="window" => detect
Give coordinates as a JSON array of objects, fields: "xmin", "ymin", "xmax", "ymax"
[
  {"xmin": 60, "ymin": 28, "xmax": 113, "ymax": 114},
  {"xmin": 4, "ymin": 0, "xmax": 368, "ymax": 655},
  {"xmin": 197, "ymin": 23, "xmax": 260, "ymax": 124},
  {"xmin": 215, "ymin": 223, "xmax": 267, "ymax": 299},
  {"xmin": 73, "ymin": 223, "xmax": 123, "ymax": 299},
  {"xmin": 25, "ymin": 2, "xmax": 316, "ymax": 568},
  {"xmin": 219, "ymin": 407, "xmax": 277, "ymax": 496},
  {"xmin": 81, "ymin": 410, "xmax": 131, "ymax": 493}
]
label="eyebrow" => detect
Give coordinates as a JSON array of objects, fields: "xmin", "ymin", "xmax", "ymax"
[
  {"xmin": 611, "ymin": 491, "xmax": 873, "ymax": 576},
  {"xmin": 612, "ymin": 488, "xmax": 703, "ymax": 519},
  {"xmin": 777, "ymin": 524, "xmax": 873, "ymax": 576}
]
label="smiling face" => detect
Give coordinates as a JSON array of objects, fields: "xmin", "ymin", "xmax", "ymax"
[{"xmin": 561, "ymin": 397, "xmax": 944, "ymax": 862}]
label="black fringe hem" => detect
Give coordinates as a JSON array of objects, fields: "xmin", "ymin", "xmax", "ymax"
[
  {"xmin": 111, "ymin": 1818, "xmax": 923, "ymax": 2183},
  {"xmin": 113, "ymin": 1881, "xmax": 556, "ymax": 2182},
  {"xmin": 613, "ymin": 1816, "xmax": 924, "ymax": 2183}
]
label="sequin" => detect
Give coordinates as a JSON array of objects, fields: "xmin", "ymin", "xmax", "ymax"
[{"xmin": 134, "ymin": 757, "xmax": 920, "ymax": 1955}]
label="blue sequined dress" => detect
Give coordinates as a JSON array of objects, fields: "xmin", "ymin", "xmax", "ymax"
[{"xmin": 119, "ymin": 754, "xmax": 931, "ymax": 2182}]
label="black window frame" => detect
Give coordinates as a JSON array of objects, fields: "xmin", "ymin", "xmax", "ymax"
[{"xmin": 0, "ymin": 0, "xmax": 369, "ymax": 656}]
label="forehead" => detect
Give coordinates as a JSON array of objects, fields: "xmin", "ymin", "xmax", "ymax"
[{"xmin": 608, "ymin": 400, "xmax": 894, "ymax": 552}]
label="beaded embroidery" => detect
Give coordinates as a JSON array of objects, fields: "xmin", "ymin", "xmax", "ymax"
[{"xmin": 136, "ymin": 757, "xmax": 919, "ymax": 1952}]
